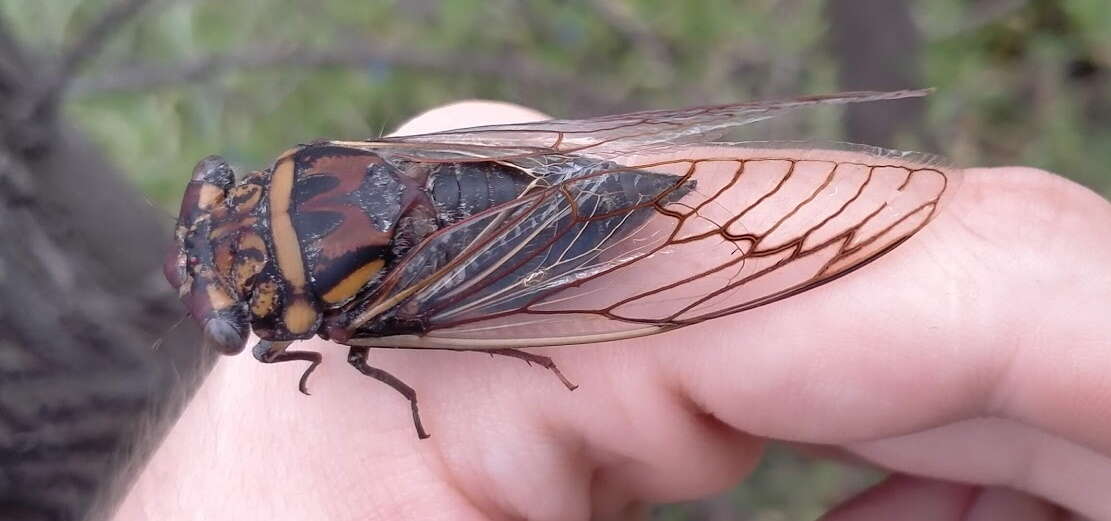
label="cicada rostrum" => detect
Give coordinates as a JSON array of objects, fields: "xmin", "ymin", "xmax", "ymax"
[{"xmin": 165, "ymin": 90, "xmax": 960, "ymax": 438}]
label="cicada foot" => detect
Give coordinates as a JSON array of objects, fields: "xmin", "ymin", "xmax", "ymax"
[
  {"xmin": 347, "ymin": 347, "xmax": 430, "ymax": 439},
  {"xmin": 252, "ymin": 340, "xmax": 322, "ymax": 395},
  {"xmin": 476, "ymin": 348, "xmax": 578, "ymax": 391}
]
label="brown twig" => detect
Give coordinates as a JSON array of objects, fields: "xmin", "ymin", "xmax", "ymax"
[
  {"xmin": 1, "ymin": 0, "xmax": 157, "ymax": 152},
  {"xmin": 37, "ymin": 0, "xmax": 158, "ymax": 111},
  {"xmin": 72, "ymin": 44, "xmax": 631, "ymax": 115},
  {"xmin": 57, "ymin": 0, "xmax": 157, "ymax": 81}
]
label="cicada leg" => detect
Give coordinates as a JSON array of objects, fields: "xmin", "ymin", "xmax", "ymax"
[
  {"xmin": 252, "ymin": 340, "xmax": 322, "ymax": 395},
  {"xmin": 347, "ymin": 347, "xmax": 429, "ymax": 439},
  {"xmin": 470, "ymin": 349, "xmax": 578, "ymax": 391}
]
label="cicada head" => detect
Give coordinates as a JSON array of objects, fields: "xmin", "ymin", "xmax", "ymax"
[{"xmin": 166, "ymin": 155, "xmax": 266, "ymax": 355}]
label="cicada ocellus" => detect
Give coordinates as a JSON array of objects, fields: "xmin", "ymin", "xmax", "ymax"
[{"xmin": 165, "ymin": 90, "xmax": 960, "ymax": 438}]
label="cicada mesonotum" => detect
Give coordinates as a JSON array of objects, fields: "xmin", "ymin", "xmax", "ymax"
[{"xmin": 165, "ymin": 90, "xmax": 960, "ymax": 438}]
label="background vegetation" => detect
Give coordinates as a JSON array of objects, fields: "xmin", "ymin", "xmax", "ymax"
[
  {"xmin": 0, "ymin": 1, "xmax": 1106, "ymax": 520},
  {"xmin": 6, "ymin": 0, "xmax": 1110, "ymax": 205}
]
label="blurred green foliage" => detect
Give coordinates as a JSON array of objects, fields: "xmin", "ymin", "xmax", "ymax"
[
  {"xmin": 4, "ymin": 0, "xmax": 1108, "ymax": 208},
  {"xmin": 4, "ymin": 0, "xmax": 1105, "ymax": 210},
  {"xmin": 1, "ymin": 1, "xmax": 1106, "ymax": 519}
]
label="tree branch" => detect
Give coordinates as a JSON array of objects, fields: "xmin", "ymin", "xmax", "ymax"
[
  {"xmin": 71, "ymin": 44, "xmax": 632, "ymax": 115},
  {"xmin": 27, "ymin": 0, "xmax": 158, "ymax": 126},
  {"xmin": 56, "ymin": 0, "xmax": 157, "ymax": 83},
  {"xmin": 0, "ymin": 12, "xmax": 30, "ymax": 93},
  {"xmin": 826, "ymin": 0, "xmax": 929, "ymax": 148},
  {"xmin": 931, "ymin": 0, "xmax": 1030, "ymax": 40}
]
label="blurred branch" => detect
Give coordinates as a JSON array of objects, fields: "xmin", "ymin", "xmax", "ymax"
[
  {"xmin": 36, "ymin": 0, "xmax": 158, "ymax": 114},
  {"xmin": 56, "ymin": 0, "xmax": 157, "ymax": 82},
  {"xmin": 71, "ymin": 44, "xmax": 631, "ymax": 115},
  {"xmin": 583, "ymin": 0, "xmax": 675, "ymax": 85},
  {"xmin": 757, "ymin": 0, "xmax": 811, "ymax": 98},
  {"xmin": 0, "ymin": 7, "xmax": 204, "ymax": 514},
  {"xmin": 0, "ymin": 0, "xmax": 157, "ymax": 153},
  {"xmin": 931, "ymin": 0, "xmax": 1030, "ymax": 39},
  {"xmin": 826, "ymin": 0, "xmax": 929, "ymax": 148},
  {"xmin": 0, "ymin": 13, "xmax": 30, "ymax": 94}
]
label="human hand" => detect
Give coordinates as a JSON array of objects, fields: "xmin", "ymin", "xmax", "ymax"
[{"xmin": 112, "ymin": 101, "xmax": 1111, "ymax": 521}]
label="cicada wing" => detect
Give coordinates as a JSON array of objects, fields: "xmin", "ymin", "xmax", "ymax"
[
  {"xmin": 331, "ymin": 89, "xmax": 931, "ymax": 164},
  {"xmin": 344, "ymin": 142, "xmax": 961, "ymax": 350}
]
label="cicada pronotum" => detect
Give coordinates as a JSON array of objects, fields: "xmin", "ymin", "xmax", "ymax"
[{"xmin": 166, "ymin": 89, "xmax": 960, "ymax": 438}]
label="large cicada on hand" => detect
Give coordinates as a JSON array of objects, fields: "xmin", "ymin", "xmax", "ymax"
[{"xmin": 165, "ymin": 89, "xmax": 960, "ymax": 438}]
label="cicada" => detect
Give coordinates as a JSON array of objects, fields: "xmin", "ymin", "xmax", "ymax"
[{"xmin": 165, "ymin": 89, "xmax": 960, "ymax": 438}]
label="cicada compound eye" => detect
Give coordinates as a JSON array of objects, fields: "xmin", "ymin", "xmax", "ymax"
[
  {"xmin": 203, "ymin": 316, "xmax": 249, "ymax": 355},
  {"xmin": 192, "ymin": 155, "xmax": 235, "ymax": 189}
]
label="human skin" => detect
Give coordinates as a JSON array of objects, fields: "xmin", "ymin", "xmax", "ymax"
[{"xmin": 111, "ymin": 101, "xmax": 1111, "ymax": 521}]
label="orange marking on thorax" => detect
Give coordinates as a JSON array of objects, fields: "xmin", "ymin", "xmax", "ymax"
[
  {"xmin": 250, "ymin": 280, "xmax": 279, "ymax": 318},
  {"xmin": 210, "ymin": 217, "xmax": 258, "ymax": 239},
  {"xmin": 229, "ymin": 184, "xmax": 262, "ymax": 213},
  {"xmin": 198, "ymin": 184, "xmax": 226, "ymax": 210},
  {"xmin": 283, "ymin": 298, "xmax": 318, "ymax": 335},
  {"xmin": 322, "ymin": 259, "xmax": 385, "ymax": 304},
  {"xmin": 269, "ymin": 157, "xmax": 308, "ymax": 290},
  {"xmin": 238, "ymin": 232, "xmax": 266, "ymax": 253}
]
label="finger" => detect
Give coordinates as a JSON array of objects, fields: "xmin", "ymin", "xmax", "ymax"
[
  {"xmin": 821, "ymin": 475, "xmax": 1066, "ymax": 521},
  {"xmin": 385, "ymin": 101, "xmax": 768, "ymax": 513},
  {"xmin": 390, "ymin": 102, "xmax": 1111, "ymax": 458},
  {"xmin": 378, "ymin": 104, "xmax": 1110, "ymax": 518},
  {"xmin": 389, "ymin": 100, "xmax": 550, "ymax": 136},
  {"xmin": 640, "ymin": 166, "xmax": 1111, "ymax": 444},
  {"xmin": 843, "ymin": 417, "xmax": 1111, "ymax": 520},
  {"xmin": 371, "ymin": 102, "xmax": 1111, "ymax": 515},
  {"xmin": 395, "ymin": 100, "xmax": 766, "ymax": 514}
]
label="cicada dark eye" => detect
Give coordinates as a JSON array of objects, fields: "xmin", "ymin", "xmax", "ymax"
[
  {"xmin": 192, "ymin": 155, "xmax": 235, "ymax": 189},
  {"xmin": 203, "ymin": 316, "xmax": 249, "ymax": 355}
]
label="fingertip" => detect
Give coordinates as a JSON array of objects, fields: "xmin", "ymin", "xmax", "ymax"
[
  {"xmin": 390, "ymin": 100, "xmax": 551, "ymax": 136},
  {"xmin": 821, "ymin": 476, "xmax": 975, "ymax": 521},
  {"xmin": 821, "ymin": 475, "xmax": 1062, "ymax": 521}
]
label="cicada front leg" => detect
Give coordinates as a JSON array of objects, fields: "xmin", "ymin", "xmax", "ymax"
[{"xmin": 252, "ymin": 340, "xmax": 322, "ymax": 395}]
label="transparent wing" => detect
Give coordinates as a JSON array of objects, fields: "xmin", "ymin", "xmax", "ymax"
[
  {"xmin": 330, "ymin": 89, "xmax": 931, "ymax": 164},
  {"xmin": 343, "ymin": 142, "xmax": 961, "ymax": 349}
]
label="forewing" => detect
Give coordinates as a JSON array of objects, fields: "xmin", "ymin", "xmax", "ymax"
[
  {"xmin": 331, "ymin": 90, "xmax": 931, "ymax": 164},
  {"xmin": 346, "ymin": 143, "xmax": 961, "ymax": 349}
]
